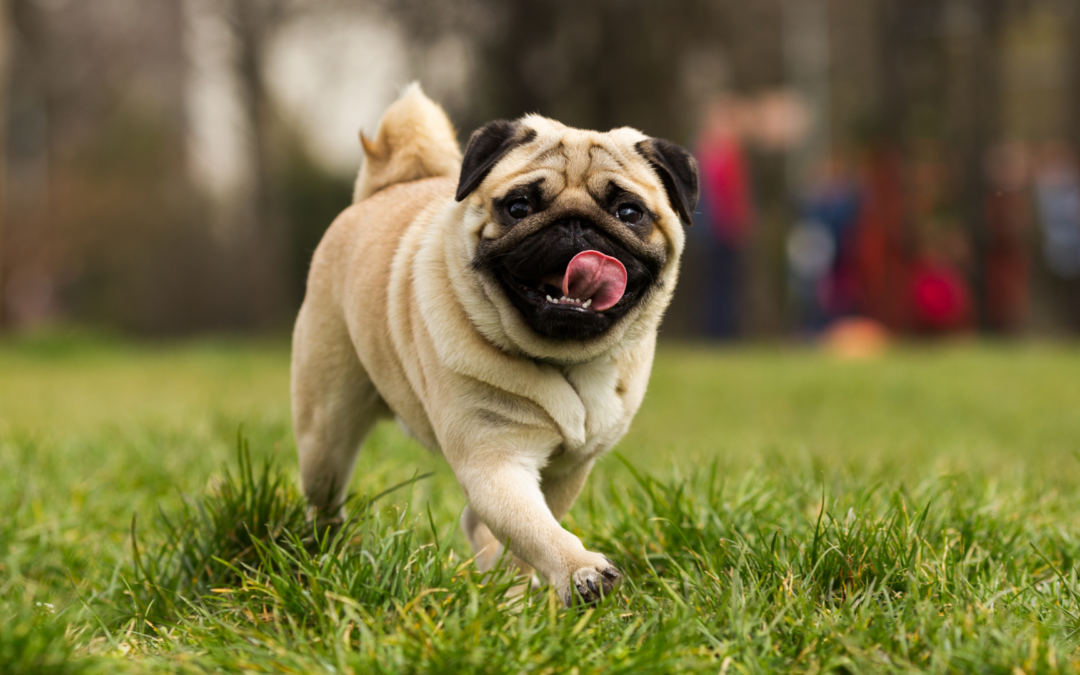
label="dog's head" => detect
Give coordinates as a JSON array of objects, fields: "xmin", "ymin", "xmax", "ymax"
[{"xmin": 454, "ymin": 115, "xmax": 698, "ymax": 362}]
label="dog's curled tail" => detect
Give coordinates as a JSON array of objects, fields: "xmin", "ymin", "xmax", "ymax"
[{"xmin": 353, "ymin": 83, "xmax": 462, "ymax": 203}]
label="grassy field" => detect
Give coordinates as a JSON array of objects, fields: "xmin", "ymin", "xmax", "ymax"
[{"xmin": 3, "ymin": 334, "xmax": 1080, "ymax": 673}]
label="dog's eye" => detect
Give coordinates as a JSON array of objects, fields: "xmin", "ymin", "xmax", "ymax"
[
  {"xmin": 616, "ymin": 204, "xmax": 642, "ymax": 224},
  {"xmin": 507, "ymin": 199, "xmax": 531, "ymax": 220}
]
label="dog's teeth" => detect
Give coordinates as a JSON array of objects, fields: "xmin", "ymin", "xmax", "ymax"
[
  {"xmin": 583, "ymin": 299, "xmax": 592, "ymax": 309},
  {"xmin": 546, "ymin": 295, "xmax": 554, "ymax": 303}
]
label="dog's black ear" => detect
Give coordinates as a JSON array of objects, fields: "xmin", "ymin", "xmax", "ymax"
[
  {"xmin": 635, "ymin": 138, "xmax": 699, "ymax": 226},
  {"xmin": 455, "ymin": 120, "xmax": 536, "ymax": 202}
]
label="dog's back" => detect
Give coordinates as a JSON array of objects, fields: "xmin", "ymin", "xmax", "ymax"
[{"xmin": 353, "ymin": 84, "xmax": 462, "ymax": 203}]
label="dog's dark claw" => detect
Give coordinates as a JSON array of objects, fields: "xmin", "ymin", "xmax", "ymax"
[{"xmin": 567, "ymin": 561, "xmax": 624, "ymax": 606}]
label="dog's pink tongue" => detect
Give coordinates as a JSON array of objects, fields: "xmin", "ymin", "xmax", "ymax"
[{"xmin": 563, "ymin": 251, "xmax": 627, "ymax": 311}]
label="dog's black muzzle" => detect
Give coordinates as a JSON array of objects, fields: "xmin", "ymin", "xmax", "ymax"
[{"xmin": 483, "ymin": 218, "xmax": 658, "ymax": 341}]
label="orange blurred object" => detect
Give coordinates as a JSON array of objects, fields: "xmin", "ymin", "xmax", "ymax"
[{"xmin": 821, "ymin": 317, "xmax": 891, "ymax": 360}]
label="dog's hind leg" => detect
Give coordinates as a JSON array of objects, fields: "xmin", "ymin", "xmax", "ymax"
[{"xmin": 292, "ymin": 303, "xmax": 389, "ymax": 517}]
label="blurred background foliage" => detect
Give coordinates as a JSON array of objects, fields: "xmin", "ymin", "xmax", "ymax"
[{"xmin": 0, "ymin": 0, "xmax": 1077, "ymax": 337}]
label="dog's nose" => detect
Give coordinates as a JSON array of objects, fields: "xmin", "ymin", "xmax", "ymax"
[{"xmin": 557, "ymin": 218, "xmax": 588, "ymax": 248}]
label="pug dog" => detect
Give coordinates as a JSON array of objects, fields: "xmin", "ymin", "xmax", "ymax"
[{"xmin": 292, "ymin": 84, "xmax": 697, "ymax": 605}]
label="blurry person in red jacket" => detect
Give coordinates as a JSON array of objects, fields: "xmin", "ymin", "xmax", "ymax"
[
  {"xmin": 695, "ymin": 96, "xmax": 754, "ymax": 339},
  {"xmin": 909, "ymin": 249, "xmax": 973, "ymax": 333}
]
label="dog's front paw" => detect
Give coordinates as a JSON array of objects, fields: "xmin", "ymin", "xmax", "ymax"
[
  {"xmin": 562, "ymin": 555, "xmax": 622, "ymax": 606},
  {"xmin": 306, "ymin": 503, "xmax": 346, "ymax": 527}
]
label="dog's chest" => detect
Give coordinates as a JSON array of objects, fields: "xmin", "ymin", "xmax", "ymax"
[{"xmin": 559, "ymin": 359, "xmax": 631, "ymax": 459}]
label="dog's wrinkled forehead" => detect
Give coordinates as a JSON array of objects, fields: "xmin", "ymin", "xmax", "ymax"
[
  {"xmin": 501, "ymin": 117, "xmax": 654, "ymax": 196},
  {"xmin": 455, "ymin": 115, "xmax": 699, "ymax": 227}
]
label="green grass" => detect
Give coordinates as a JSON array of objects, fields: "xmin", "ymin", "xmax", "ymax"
[{"xmin": 3, "ymin": 335, "xmax": 1080, "ymax": 672}]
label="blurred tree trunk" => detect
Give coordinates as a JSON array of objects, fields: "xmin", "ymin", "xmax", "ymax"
[
  {"xmin": 1070, "ymin": 1, "xmax": 1080, "ymax": 154},
  {"xmin": 225, "ymin": 0, "xmax": 290, "ymax": 329},
  {"xmin": 229, "ymin": 0, "xmax": 283, "ymax": 240},
  {"xmin": 3, "ymin": 0, "xmax": 51, "ymax": 329},
  {"xmin": 871, "ymin": 0, "xmax": 912, "ymax": 331},
  {"xmin": 874, "ymin": 0, "xmax": 905, "ymax": 144},
  {"xmin": 0, "ymin": 0, "xmax": 10, "ymax": 329},
  {"xmin": 960, "ymin": 0, "xmax": 1005, "ymax": 330}
]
